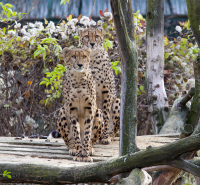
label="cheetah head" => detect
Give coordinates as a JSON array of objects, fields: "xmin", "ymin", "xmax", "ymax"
[
  {"xmin": 62, "ymin": 48, "xmax": 91, "ymax": 72},
  {"xmin": 79, "ymin": 27, "xmax": 103, "ymax": 51}
]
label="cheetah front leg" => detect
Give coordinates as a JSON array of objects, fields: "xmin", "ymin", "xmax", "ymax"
[
  {"xmin": 101, "ymin": 92, "xmax": 112, "ymax": 145},
  {"xmin": 81, "ymin": 109, "xmax": 94, "ymax": 162},
  {"xmin": 92, "ymin": 108, "xmax": 104, "ymax": 145},
  {"xmin": 57, "ymin": 107, "xmax": 70, "ymax": 146},
  {"xmin": 90, "ymin": 108, "xmax": 104, "ymax": 155},
  {"xmin": 57, "ymin": 107, "xmax": 76, "ymax": 155},
  {"xmin": 110, "ymin": 98, "xmax": 120, "ymax": 140},
  {"xmin": 70, "ymin": 108, "xmax": 93, "ymax": 162}
]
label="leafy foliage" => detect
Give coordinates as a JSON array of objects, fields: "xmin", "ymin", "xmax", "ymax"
[
  {"xmin": 0, "ymin": 2, "xmax": 25, "ymax": 21},
  {"xmin": 40, "ymin": 64, "xmax": 66, "ymax": 105}
]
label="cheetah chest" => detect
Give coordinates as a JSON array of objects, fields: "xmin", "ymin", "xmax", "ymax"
[{"xmin": 68, "ymin": 74, "xmax": 95, "ymax": 116}]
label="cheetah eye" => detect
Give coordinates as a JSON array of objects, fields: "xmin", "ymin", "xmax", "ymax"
[
  {"xmin": 72, "ymin": 55, "xmax": 76, "ymax": 59},
  {"xmin": 95, "ymin": 35, "xmax": 99, "ymax": 39},
  {"xmin": 85, "ymin": 35, "xmax": 89, "ymax": 39},
  {"xmin": 83, "ymin": 55, "xmax": 87, "ymax": 59}
]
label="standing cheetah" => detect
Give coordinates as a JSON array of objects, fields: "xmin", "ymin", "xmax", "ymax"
[
  {"xmin": 79, "ymin": 27, "xmax": 120, "ymax": 145},
  {"xmin": 57, "ymin": 47, "xmax": 104, "ymax": 162}
]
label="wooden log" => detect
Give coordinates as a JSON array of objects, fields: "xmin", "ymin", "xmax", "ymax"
[
  {"xmin": 159, "ymin": 97, "xmax": 190, "ymax": 134},
  {"xmin": 1, "ymin": 133, "xmax": 200, "ymax": 184}
]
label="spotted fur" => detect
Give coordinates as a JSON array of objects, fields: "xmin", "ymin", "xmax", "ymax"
[
  {"xmin": 80, "ymin": 27, "xmax": 120, "ymax": 144},
  {"xmin": 57, "ymin": 48, "xmax": 104, "ymax": 162}
]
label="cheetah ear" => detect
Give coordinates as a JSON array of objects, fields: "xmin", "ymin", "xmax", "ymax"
[
  {"xmin": 78, "ymin": 28, "xmax": 84, "ymax": 37},
  {"xmin": 97, "ymin": 27, "xmax": 104, "ymax": 35},
  {"xmin": 62, "ymin": 47, "xmax": 71, "ymax": 58}
]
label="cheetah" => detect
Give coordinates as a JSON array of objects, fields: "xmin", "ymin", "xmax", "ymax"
[
  {"xmin": 57, "ymin": 47, "xmax": 104, "ymax": 162},
  {"xmin": 79, "ymin": 27, "xmax": 120, "ymax": 145}
]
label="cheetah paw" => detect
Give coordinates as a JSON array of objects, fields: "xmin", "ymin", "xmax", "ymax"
[
  {"xmin": 101, "ymin": 138, "xmax": 111, "ymax": 145},
  {"xmin": 82, "ymin": 156, "xmax": 93, "ymax": 162},
  {"xmin": 69, "ymin": 148, "xmax": 76, "ymax": 156},
  {"xmin": 73, "ymin": 156, "xmax": 83, "ymax": 162},
  {"xmin": 89, "ymin": 147, "xmax": 95, "ymax": 156}
]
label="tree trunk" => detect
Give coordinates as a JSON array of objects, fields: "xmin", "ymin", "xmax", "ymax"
[
  {"xmin": 146, "ymin": 0, "xmax": 169, "ymax": 134},
  {"xmin": 1, "ymin": 133, "xmax": 200, "ymax": 184},
  {"xmin": 110, "ymin": 0, "xmax": 139, "ymax": 156},
  {"xmin": 186, "ymin": 0, "xmax": 200, "ymax": 47},
  {"xmin": 186, "ymin": 56, "xmax": 200, "ymax": 133},
  {"xmin": 152, "ymin": 1, "xmax": 200, "ymax": 182}
]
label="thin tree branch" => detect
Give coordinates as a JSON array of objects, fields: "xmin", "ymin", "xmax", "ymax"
[
  {"xmin": 169, "ymin": 158, "xmax": 200, "ymax": 177},
  {"xmin": 143, "ymin": 165, "xmax": 177, "ymax": 173},
  {"xmin": 178, "ymin": 87, "xmax": 196, "ymax": 107},
  {"xmin": 9, "ymin": 0, "xmax": 38, "ymax": 30},
  {"xmin": 89, "ymin": 0, "xmax": 96, "ymax": 18},
  {"xmin": 57, "ymin": 0, "xmax": 74, "ymax": 25}
]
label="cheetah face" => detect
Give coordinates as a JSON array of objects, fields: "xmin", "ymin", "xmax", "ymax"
[
  {"xmin": 79, "ymin": 28, "xmax": 103, "ymax": 51},
  {"xmin": 62, "ymin": 48, "xmax": 91, "ymax": 72}
]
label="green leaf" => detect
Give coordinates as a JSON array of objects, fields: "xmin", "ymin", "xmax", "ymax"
[
  {"xmin": 137, "ymin": 88, "xmax": 142, "ymax": 95},
  {"xmin": 43, "ymin": 78, "xmax": 49, "ymax": 82},
  {"xmin": 57, "ymin": 64, "xmax": 64, "ymax": 68},
  {"xmin": 164, "ymin": 52, "xmax": 169, "ymax": 59},
  {"xmin": 53, "ymin": 93, "xmax": 57, "ymax": 98},
  {"xmin": 60, "ymin": 0, "xmax": 70, "ymax": 5},
  {"xmin": 39, "ymin": 81, "xmax": 47, "ymax": 85},
  {"xmin": 45, "ymin": 98, "xmax": 49, "ymax": 106},
  {"xmin": 2, "ymin": 27, "xmax": 6, "ymax": 34},
  {"xmin": 74, "ymin": 36, "xmax": 80, "ymax": 39},
  {"xmin": 12, "ymin": 11, "xmax": 16, "ymax": 16},
  {"xmin": 4, "ymin": 104, "xmax": 9, "ymax": 108},
  {"xmin": 6, "ymin": 175, "xmax": 11, "ymax": 179},
  {"xmin": 5, "ymin": 3, "xmax": 13, "ymax": 8},
  {"xmin": 103, "ymin": 22, "xmax": 107, "ymax": 29},
  {"xmin": 6, "ymin": 13, "xmax": 11, "ymax": 19},
  {"xmin": 18, "ymin": 13, "xmax": 22, "ymax": 19},
  {"xmin": 103, "ymin": 38, "xmax": 113, "ymax": 51},
  {"xmin": 34, "ymin": 49, "xmax": 44, "ymax": 59},
  {"xmin": 43, "ymin": 50, "xmax": 46, "ymax": 60},
  {"xmin": 139, "ymin": 85, "xmax": 144, "ymax": 91},
  {"xmin": 51, "ymin": 76, "xmax": 57, "ymax": 82},
  {"xmin": 30, "ymin": 38, "xmax": 36, "ymax": 45}
]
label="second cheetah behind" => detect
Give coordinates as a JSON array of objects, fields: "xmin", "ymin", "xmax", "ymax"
[{"xmin": 80, "ymin": 27, "xmax": 120, "ymax": 145}]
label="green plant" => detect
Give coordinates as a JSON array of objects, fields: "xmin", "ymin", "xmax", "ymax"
[
  {"xmin": 1, "ymin": 170, "xmax": 11, "ymax": 179},
  {"xmin": 103, "ymin": 38, "xmax": 113, "ymax": 51},
  {"xmin": 34, "ymin": 33, "xmax": 62, "ymax": 61},
  {"xmin": 111, "ymin": 61, "xmax": 121, "ymax": 75},
  {"xmin": 0, "ymin": 2, "xmax": 25, "ymax": 21},
  {"xmin": 137, "ymin": 85, "xmax": 145, "ymax": 95},
  {"xmin": 40, "ymin": 64, "xmax": 66, "ymax": 105}
]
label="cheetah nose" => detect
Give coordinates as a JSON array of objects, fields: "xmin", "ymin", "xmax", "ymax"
[
  {"xmin": 77, "ymin": 63, "xmax": 83, "ymax": 67},
  {"xmin": 90, "ymin": 42, "xmax": 95, "ymax": 47}
]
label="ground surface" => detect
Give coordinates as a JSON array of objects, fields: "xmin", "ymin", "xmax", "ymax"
[{"xmin": 0, "ymin": 134, "xmax": 179, "ymax": 167}]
